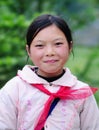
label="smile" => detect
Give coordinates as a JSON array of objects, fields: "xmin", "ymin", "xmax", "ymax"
[{"xmin": 44, "ymin": 60, "xmax": 58, "ymax": 63}]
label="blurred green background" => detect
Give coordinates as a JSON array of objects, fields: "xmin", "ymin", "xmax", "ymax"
[{"xmin": 0, "ymin": 0, "xmax": 99, "ymax": 104}]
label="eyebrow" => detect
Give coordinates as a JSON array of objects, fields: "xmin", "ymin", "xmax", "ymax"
[
  {"xmin": 53, "ymin": 38, "xmax": 65, "ymax": 42},
  {"xmin": 34, "ymin": 37, "xmax": 65, "ymax": 43}
]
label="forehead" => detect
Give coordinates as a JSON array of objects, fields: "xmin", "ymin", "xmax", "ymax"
[{"xmin": 33, "ymin": 24, "xmax": 66, "ymax": 41}]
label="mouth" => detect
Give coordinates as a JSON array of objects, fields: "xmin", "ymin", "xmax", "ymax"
[{"xmin": 44, "ymin": 59, "xmax": 58, "ymax": 63}]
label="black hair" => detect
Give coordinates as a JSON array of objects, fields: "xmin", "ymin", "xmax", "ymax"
[{"xmin": 26, "ymin": 14, "xmax": 73, "ymax": 49}]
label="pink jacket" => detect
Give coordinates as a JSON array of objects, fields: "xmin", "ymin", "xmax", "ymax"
[{"xmin": 0, "ymin": 65, "xmax": 99, "ymax": 130}]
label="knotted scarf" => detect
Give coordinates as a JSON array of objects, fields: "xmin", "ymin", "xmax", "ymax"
[{"xmin": 30, "ymin": 84, "xmax": 98, "ymax": 130}]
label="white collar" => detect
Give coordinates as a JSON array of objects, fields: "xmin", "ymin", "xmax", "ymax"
[{"xmin": 17, "ymin": 65, "xmax": 77, "ymax": 87}]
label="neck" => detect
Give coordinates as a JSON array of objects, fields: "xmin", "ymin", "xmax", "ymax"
[{"xmin": 36, "ymin": 69, "xmax": 65, "ymax": 82}]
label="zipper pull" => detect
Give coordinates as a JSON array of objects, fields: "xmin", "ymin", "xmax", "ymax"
[{"xmin": 49, "ymin": 82, "xmax": 52, "ymax": 86}]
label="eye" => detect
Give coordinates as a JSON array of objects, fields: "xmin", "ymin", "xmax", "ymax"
[
  {"xmin": 55, "ymin": 42, "xmax": 63, "ymax": 46},
  {"xmin": 35, "ymin": 44, "xmax": 44, "ymax": 49}
]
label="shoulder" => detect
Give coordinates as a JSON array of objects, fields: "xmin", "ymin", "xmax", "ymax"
[
  {"xmin": 1, "ymin": 76, "xmax": 23, "ymax": 91},
  {"xmin": 0, "ymin": 76, "xmax": 20, "ymax": 107},
  {"xmin": 61, "ymin": 67, "xmax": 89, "ymax": 88},
  {"xmin": 0, "ymin": 75, "xmax": 27, "ymax": 98},
  {"xmin": 74, "ymin": 80, "xmax": 89, "ymax": 89},
  {"xmin": 66, "ymin": 68, "xmax": 89, "ymax": 87},
  {"xmin": 1, "ymin": 65, "xmax": 34, "ymax": 92}
]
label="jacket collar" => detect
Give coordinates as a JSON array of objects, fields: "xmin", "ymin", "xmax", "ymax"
[{"xmin": 17, "ymin": 65, "xmax": 77, "ymax": 87}]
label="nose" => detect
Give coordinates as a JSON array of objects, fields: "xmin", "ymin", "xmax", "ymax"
[{"xmin": 45, "ymin": 45, "xmax": 55, "ymax": 56}]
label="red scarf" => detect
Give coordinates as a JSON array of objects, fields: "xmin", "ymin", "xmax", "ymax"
[{"xmin": 30, "ymin": 84, "xmax": 98, "ymax": 130}]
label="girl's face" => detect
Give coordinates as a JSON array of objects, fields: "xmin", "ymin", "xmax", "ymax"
[{"xmin": 26, "ymin": 24, "xmax": 72, "ymax": 77}]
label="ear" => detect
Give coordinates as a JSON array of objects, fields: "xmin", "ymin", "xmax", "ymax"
[
  {"xmin": 26, "ymin": 45, "xmax": 30, "ymax": 56},
  {"xmin": 69, "ymin": 41, "xmax": 73, "ymax": 53}
]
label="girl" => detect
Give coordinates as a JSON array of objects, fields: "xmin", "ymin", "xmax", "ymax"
[{"xmin": 0, "ymin": 14, "xmax": 99, "ymax": 130}]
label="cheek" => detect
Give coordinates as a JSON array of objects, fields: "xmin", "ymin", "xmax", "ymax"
[
  {"xmin": 29, "ymin": 54, "xmax": 40, "ymax": 66},
  {"xmin": 59, "ymin": 48, "xmax": 70, "ymax": 64},
  {"xmin": 58, "ymin": 47, "xmax": 70, "ymax": 57},
  {"xmin": 29, "ymin": 49, "xmax": 43, "ymax": 62}
]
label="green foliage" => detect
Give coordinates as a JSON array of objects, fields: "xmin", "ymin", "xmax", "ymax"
[
  {"xmin": 49, "ymin": 0, "xmax": 98, "ymax": 29},
  {"xmin": 0, "ymin": 6, "xmax": 28, "ymax": 87},
  {"xmin": 67, "ymin": 46, "xmax": 99, "ymax": 86}
]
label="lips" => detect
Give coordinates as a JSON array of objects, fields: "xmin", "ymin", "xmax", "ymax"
[{"xmin": 44, "ymin": 59, "xmax": 58, "ymax": 63}]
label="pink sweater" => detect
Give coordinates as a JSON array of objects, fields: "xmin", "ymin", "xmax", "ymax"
[{"xmin": 0, "ymin": 65, "xmax": 99, "ymax": 130}]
